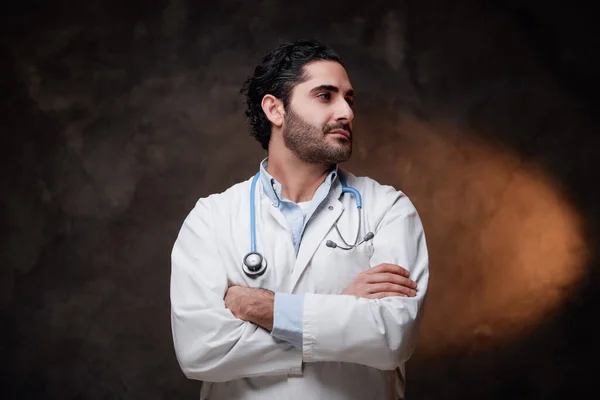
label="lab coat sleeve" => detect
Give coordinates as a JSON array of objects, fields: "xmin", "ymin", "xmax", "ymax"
[
  {"xmin": 170, "ymin": 197, "xmax": 303, "ymax": 382},
  {"xmin": 302, "ymin": 189, "xmax": 429, "ymax": 370}
]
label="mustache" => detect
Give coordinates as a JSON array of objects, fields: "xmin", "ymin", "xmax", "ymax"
[{"xmin": 324, "ymin": 123, "xmax": 352, "ymax": 135}]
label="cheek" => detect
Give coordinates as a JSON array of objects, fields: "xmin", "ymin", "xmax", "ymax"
[
  {"xmin": 299, "ymin": 106, "xmax": 330, "ymax": 127},
  {"xmin": 308, "ymin": 117, "xmax": 327, "ymax": 130}
]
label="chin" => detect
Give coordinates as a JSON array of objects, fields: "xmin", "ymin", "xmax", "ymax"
[
  {"xmin": 329, "ymin": 150, "xmax": 352, "ymax": 163},
  {"xmin": 328, "ymin": 138, "xmax": 352, "ymax": 148}
]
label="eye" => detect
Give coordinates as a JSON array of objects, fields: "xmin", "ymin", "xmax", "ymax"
[
  {"xmin": 345, "ymin": 97, "xmax": 354, "ymax": 106},
  {"xmin": 317, "ymin": 93, "xmax": 331, "ymax": 101}
]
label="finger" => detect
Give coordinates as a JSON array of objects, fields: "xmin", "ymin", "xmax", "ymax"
[
  {"xmin": 366, "ymin": 263, "xmax": 410, "ymax": 278},
  {"xmin": 367, "ymin": 283, "xmax": 417, "ymax": 297},
  {"xmin": 367, "ymin": 273, "xmax": 417, "ymax": 289},
  {"xmin": 365, "ymin": 292, "xmax": 408, "ymax": 299}
]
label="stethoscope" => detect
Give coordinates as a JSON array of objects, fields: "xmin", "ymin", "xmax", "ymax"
[{"xmin": 242, "ymin": 171, "xmax": 375, "ymax": 278}]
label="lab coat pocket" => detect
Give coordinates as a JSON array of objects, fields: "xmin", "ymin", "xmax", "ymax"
[{"xmin": 312, "ymin": 237, "xmax": 374, "ymax": 294}]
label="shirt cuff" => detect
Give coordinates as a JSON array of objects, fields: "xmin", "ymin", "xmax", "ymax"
[{"xmin": 271, "ymin": 293, "xmax": 304, "ymax": 349}]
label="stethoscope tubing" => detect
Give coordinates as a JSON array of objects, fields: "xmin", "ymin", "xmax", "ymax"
[{"xmin": 244, "ymin": 170, "xmax": 369, "ymax": 277}]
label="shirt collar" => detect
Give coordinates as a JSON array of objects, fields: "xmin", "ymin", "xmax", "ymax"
[{"xmin": 259, "ymin": 157, "xmax": 339, "ymax": 206}]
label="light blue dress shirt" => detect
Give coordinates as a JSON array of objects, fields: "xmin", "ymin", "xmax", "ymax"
[{"xmin": 258, "ymin": 158, "xmax": 338, "ymax": 349}]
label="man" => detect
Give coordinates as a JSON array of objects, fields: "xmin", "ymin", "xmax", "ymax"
[{"xmin": 170, "ymin": 39, "xmax": 429, "ymax": 399}]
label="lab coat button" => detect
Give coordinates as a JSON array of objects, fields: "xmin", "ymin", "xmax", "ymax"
[{"xmin": 328, "ymin": 206, "xmax": 334, "ymax": 210}]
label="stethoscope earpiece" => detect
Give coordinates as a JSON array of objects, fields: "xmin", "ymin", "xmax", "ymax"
[{"xmin": 326, "ymin": 232, "xmax": 374, "ymax": 250}]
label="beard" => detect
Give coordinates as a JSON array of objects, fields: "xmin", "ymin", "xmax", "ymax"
[{"xmin": 282, "ymin": 107, "xmax": 352, "ymax": 165}]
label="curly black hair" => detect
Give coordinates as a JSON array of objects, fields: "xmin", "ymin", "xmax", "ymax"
[{"xmin": 240, "ymin": 39, "xmax": 344, "ymax": 150}]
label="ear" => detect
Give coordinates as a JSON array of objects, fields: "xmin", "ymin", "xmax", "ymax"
[{"xmin": 261, "ymin": 95, "xmax": 285, "ymax": 128}]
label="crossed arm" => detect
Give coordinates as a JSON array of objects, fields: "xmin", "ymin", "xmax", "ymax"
[
  {"xmin": 170, "ymin": 191, "xmax": 429, "ymax": 382},
  {"xmin": 224, "ymin": 263, "xmax": 419, "ymax": 332}
]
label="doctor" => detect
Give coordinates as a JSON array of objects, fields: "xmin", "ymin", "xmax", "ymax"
[{"xmin": 170, "ymin": 39, "xmax": 429, "ymax": 399}]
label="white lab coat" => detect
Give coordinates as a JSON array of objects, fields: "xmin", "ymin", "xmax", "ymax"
[{"xmin": 170, "ymin": 171, "xmax": 429, "ymax": 399}]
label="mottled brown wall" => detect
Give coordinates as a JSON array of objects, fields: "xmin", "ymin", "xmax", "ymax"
[{"xmin": 1, "ymin": 0, "xmax": 599, "ymax": 399}]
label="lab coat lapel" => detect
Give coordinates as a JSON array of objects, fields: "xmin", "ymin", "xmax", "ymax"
[
  {"xmin": 262, "ymin": 198, "xmax": 289, "ymax": 232},
  {"xmin": 289, "ymin": 182, "xmax": 344, "ymax": 292},
  {"xmin": 257, "ymin": 181, "xmax": 289, "ymax": 232}
]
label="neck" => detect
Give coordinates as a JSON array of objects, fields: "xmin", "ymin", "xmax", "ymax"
[{"xmin": 266, "ymin": 150, "xmax": 334, "ymax": 204}]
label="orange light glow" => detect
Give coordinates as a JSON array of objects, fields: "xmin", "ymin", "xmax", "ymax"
[{"xmin": 351, "ymin": 115, "xmax": 589, "ymax": 357}]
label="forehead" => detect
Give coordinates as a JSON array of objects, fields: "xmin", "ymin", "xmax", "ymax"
[{"xmin": 296, "ymin": 60, "xmax": 353, "ymax": 92}]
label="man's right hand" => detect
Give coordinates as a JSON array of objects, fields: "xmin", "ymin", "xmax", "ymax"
[{"xmin": 342, "ymin": 263, "xmax": 418, "ymax": 299}]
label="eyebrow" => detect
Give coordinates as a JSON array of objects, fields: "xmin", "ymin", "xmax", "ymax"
[{"xmin": 310, "ymin": 85, "xmax": 354, "ymax": 98}]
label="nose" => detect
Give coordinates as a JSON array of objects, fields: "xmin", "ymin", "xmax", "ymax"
[{"xmin": 335, "ymin": 98, "xmax": 354, "ymax": 123}]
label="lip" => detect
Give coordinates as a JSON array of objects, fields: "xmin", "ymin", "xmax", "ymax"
[{"xmin": 329, "ymin": 129, "xmax": 351, "ymax": 139}]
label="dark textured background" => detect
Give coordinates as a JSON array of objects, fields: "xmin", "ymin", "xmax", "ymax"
[{"xmin": 2, "ymin": 0, "xmax": 599, "ymax": 398}]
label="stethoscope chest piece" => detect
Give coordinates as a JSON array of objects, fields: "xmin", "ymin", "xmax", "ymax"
[{"xmin": 242, "ymin": 251, "xmax": 267, "ymax": 278}]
